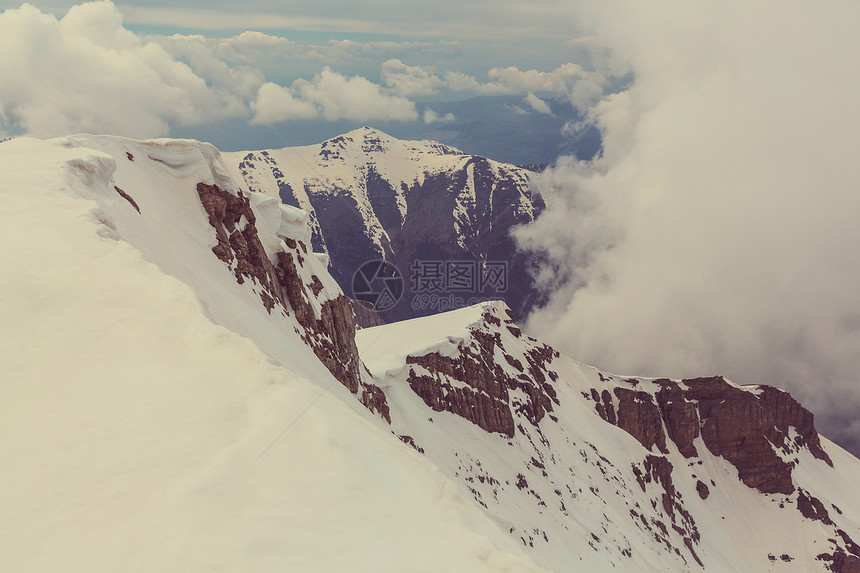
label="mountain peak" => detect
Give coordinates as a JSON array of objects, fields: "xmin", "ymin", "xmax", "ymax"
[{"xmin": 226, "ymin": 133, "xmax": 540, "ymax": 322}]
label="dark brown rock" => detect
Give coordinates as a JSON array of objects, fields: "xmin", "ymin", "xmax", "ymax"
[
  {"xmin": 696, "ymin": 480, "xmax": 710, "ymax": 500},
  {"xmin": 797, "ymin": 489, "xmax": 832, "ymax": 524},
  {"xmin": 601, "ymin": 389, "xmax": 617, "ymax": 425},
  {"xmin": 613, "ymin": 388, "xmax": 668, "ymax": 454},
  {"xmin": 837, "ymin": 530, "xmax": 860, "ymax": 558},
  {"xmin": 196, "ymin": 182, "xmax": 389, "ymax": 422},
  {"xmin": 350, "ymin": 299, "xmax": 385, "ymax": 328},
  {"xmin": 196, "ymin": 182, "xmax": 284, "ymax": 312},
  {"xmin": 276, "ymin": 248, "xmax": 391, "ymax": 422},
  {"xmin": 114, "ymin": 186, "xmax": 140, "ymax": 213},
  {"xmin": 634, "ymin": 455, "xmax": 701, "ymax": 565},
  {"xmin": 686, "ymin": 378, "xmax": 831, "ymax": 494},
  {"xmin": 398, "ymin": 435, "xmax": 424, "ymax": 454},
  {"xmin": 820, "ymin": 550, "xmax": 860, "ymax": 573},
  {"xmin": 408, "ymin": 366, "xmax": 515, "ymax": 436},
  {"xmin": 592, "ymin": 375, "xmax": 832, "ymax": 495},
  {"xmin": 404, "ymin": 309, "xmax": 557, "ymax": 437},
  {"xmin": 655, "ymin": 381, "xmax": 699, "ymax": 458}
]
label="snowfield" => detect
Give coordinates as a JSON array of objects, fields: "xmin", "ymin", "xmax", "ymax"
[
  {"xmin": 0, "ymin": 136, "xmax": 538, "ymax": 572},
  {"xmin": 1, "ymin": 135, "xmax": 858, "ymax": 572}
]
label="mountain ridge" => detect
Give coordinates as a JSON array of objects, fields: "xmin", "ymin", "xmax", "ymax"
[
  {"xmin": 1, "ymin": 134, "xmax": 858, "ymax": 572},
  {"xmin": 358, "ymin": 302, "xmax": 860, "ymax": 572}
]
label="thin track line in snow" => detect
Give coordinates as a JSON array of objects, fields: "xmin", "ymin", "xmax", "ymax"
[
  {"xmin": 254, "ymin": 376, "xmax": 340, "ymax": 462},
  {"xmin": 249, "ymin": 108, "xmax": 404, "ymax": 461},
  {"xmin": 254, "ymin": 323, "xmax": 395, "ymax": 461}
]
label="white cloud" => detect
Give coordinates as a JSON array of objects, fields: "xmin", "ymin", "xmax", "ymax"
[
  {"xmin": 0, "ymin": 3, "xmax": 439, "ymax": 136},
  {"xmin": 524, "ymin": 92, "xmax": 553, "ymax": 115},
  {"xmin": 443, "ymin": 71, "xmax": 485, "ymax": 93},
  {"xmin": 381, "ymin": 59, "xmax": 447, "ymax": 97},
  {"xmin": 0, "ymin": 1, "xmax": 607, "ymax": 140},
  {"xmin": 378, "ymin": 62, "xmax": 609, "ymax": 111},
  {"xmin": 422, "ymin": 109, "xmax": 455, "ymax": 124},
  {"xmin": 150, "ymin": 33, "xmax": 266, "ymax": 104},
  {"xmin": 252, "ymin": 67, "xmax": 418, "ymax": 123},
  {"xmin": 484, "ymin": 64, "xmax": 608, "ymax": 109},
  {"xmin": 517, "ymin": 0, "xmax": 860, "ymax": 454},
  {"xmin": 251, "ymin": 82, "xmax": 318, "ymax": 122},
  {"xmin": 0, "ymin": 1, "xmax": 252, "ymax": 138}
]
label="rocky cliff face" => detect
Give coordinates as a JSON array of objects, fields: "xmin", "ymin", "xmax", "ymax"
[
  {"xmin": 586, "ymin": 375, "xmax": 832, "ymax": 495},
  {"xmin": 405, "ymin": 308, "xmax": 559, "ymax": 437},
  {"xmin": 580, "ymin": 373, "xmax": 856, "ymax": 571},
  {"xmin": 197, "ymin": 182, "xmax": 285, "ymax": 313},
  {"xmin": 195, "ymin": 181, "xmax": 389, "ymax": 422}
]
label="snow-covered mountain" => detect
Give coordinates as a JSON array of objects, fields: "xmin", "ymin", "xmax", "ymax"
[
  {"xmin": 360, "ymin": 305, "xmax": 860, "ymax": 571},
  {"xmin": 223, "ymin": 127, "xmax": 546, "ymax": 323},
  {"xmin": 2, "ymin": 134, "xmax": 858, "ymax": 572}
]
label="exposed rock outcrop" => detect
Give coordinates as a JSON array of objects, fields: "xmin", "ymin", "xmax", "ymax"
[
  {"xmin": 274, "ymin": 241, "xmax": 390, "ymax": 423},
  {"xmin": 590, "ymin": 375, "xmax": 832, "ymax": 495},
  {"xmin": 406, "ymin": 307, "xmax": 558, "ymax": 437},
  {"xmin": 350, "ymin": 298, "xmax": 385, "ymax": 328},
  {"xmin": 819, "ymin": 550, "xmax": 860, "ymax": 573},
  {"xmin": 196, "ymin": 182, "xmax": 284, "ymax": 312},
  {"xmin": 196, "ymin": 182, "xmax": 389, "ymax": 422},
  {"xmin": 632, "ymin": 455, "xmax": 702, "ymax": 567},
  {"xmin": 613, "ymin": 388, "xmax": 669, "ymax": 455},
  {"xmin": 113, "ymin": 185, "xmax": 140, "ymax": 213},
  {"xmin": 798, "ymin": 489, "xmax": 833, "ymax": 524}
]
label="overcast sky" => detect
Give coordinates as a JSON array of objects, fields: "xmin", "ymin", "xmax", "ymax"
[{"xmin": 2, "ymin": 0, "xmax": 859, "ymax": 456}]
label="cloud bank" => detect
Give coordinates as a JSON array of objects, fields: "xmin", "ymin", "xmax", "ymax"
[
  {"xmin": 0, "ymin": 2, "xmax": 601, "ymax": 138},
  {"xmin": 0, "ymin": 1, "xmax": 250, "ymax": 138},
  {"xmin": 518, "ymin": 0, "xmax": 860, "ymax": 454},
  {"xmin": 380, "ymin": 60, "xmax": 608, "ymax": 111},
  {"xmin": 251, "ymin": 67, "xmax": 418, "ymax": 123},
  {"xmin": 524, "ymin": 93, "xmax": 553, "ymax": 116}
]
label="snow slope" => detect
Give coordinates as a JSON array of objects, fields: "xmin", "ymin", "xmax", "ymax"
[
  {"xmin": 358, "ymin": 302, "xmax": 860, "ymax": 572},
  {"xmin": 2, "ymin": 134, "xmax": 858, "ymax": 572},
  {"xmin": 0, "ymin": 136, "xmax": 539, "ymax": 572}
]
